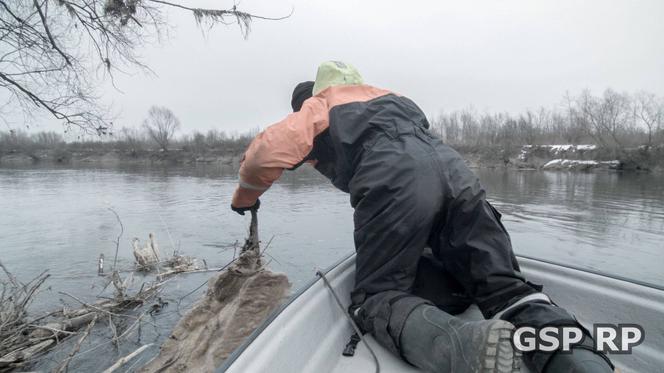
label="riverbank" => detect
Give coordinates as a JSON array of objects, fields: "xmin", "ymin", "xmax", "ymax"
[
  {"xmin": 0, "ymin": 148, "xmax": 243, "ymax": 168},
  {"xmin": 1, "ymin": 144, "xmax": 662, "ymax": 173},
  {"xmin": 452, "ymin": 144, "xmax": 663, "ymax": 173}
]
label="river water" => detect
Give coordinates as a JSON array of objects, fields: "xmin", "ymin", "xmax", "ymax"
[{"xmin": 1, "ymin": 165, "xmax": 663, "ymax": 371}]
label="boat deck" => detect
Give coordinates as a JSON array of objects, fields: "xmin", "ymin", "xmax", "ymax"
[
  {"xmin": 221, "ymin": 253, "xmax": 664, "ymax": 373},
  {"xmin": 331, "ymin": 335, "xmax": 420, "ymax": 373},
  {"xmin": 330, "ymin": 304, "xmax": 531, "ymax": 373}
]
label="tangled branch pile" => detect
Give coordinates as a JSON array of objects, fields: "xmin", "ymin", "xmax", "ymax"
[
  {"xmin": 0, "ymin": 259, "xmax": 165, "ymax": 372},
  {"xmin": 0, "ymin": 263, "xmax": 50, "ymax": 370},
  {"xmin": 1, "ymin": 209, "xmax": 288, "ymax": 372}
]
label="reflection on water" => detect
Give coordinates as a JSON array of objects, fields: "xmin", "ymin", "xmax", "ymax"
[
  {"xmin": 0, "ymin": 165, "xmax": 663, "ymax": 370},
  {"xmin": 477, "ymin": 170, "xmax": 664, "ymax": 286}
]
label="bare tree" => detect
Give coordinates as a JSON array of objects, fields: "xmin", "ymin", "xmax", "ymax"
[
  {"xmin": 0, "ymin": 129, "xmax": 32, "ymax": 152},
  {"xmin": 434, "ymin": 112, "xmax": 461, "ymax": 144},
  {"xmin": 459, "ymin": 109, "xmax": 478, "ymax": 146},
  {"xmin": 33, "ymin": 131, "xmax": 64, "ymax": 147},
  {"xmin": 0, "ymin": 0, "xmax": 290, "ymax": 134},
  {"xmin": 518, "ymin": 111, "xmax": 537, "ymax": 145},
  {"xmin": 143, "ymin": 106, "xmax": 179, "ymax": 151},
  {"xmin": 572, "ymin": 89, "xmax": 633, "ymax": 155},
  {"xmin": 633, "ymin": 91, "xmax": 663, "ymax": 148}
]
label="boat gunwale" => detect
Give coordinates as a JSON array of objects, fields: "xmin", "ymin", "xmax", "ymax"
[
  {"xmin": 516, "ymin": 254, "xmax": 664, "ymax": 292},
  {"xmin": 218, "ymin": 252, "xmax": 664, "ymax": 371}
]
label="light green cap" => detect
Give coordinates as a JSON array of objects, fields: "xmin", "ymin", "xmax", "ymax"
[{"xmin": 312, "ymin": 61, "xmax": 364, "ymax": 95}]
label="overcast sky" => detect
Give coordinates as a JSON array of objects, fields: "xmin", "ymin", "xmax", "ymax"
[{"xmin": 27, "ymin": 0, "xmax": 664, "ymax": 135}]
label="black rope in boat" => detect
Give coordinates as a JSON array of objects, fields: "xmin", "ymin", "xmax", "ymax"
[{"xmin": 316, "ymin": 270, "xmax": 380, "ymax": 373}]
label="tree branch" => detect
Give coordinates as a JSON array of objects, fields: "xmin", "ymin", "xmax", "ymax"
[
  {"xmin": 0, "ymin": 1, "xmax": 25, "ymax": 24},
  {"xmin": 1, "ymin": 0, "xmax": 290, "ymax": 133},
  {"xmin": 32, "ymin": 0, "xmax": 71, "ymax": 66},
  {"xmin": 146, "ymin": 0, "xmax": 293, "ymax": 21}
]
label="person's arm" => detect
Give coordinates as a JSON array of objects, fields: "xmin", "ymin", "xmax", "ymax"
[{"xmin": 231, "ymin": 97, "xmax": 329, "ymax": 208}]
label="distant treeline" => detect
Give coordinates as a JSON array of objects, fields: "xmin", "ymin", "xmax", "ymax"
[
  {"xmin": 430, "ymin": 89, "xmax": 663, "ymax": 157},
  {"xmin": 0, "ymin": 128, "xmax": 256, "ymax": 157},
  {"xmin": 1, "ymin": 89, "xmax": 662, "ymax": 160}
]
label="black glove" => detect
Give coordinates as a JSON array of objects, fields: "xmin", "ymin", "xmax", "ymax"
[{"xmin": 231, "ymin": 198, "xmax": 260, "ymax": 215}]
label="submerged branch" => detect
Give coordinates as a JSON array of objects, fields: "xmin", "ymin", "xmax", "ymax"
[
  {"xmin": 54, "ymin": 314, "xmax": 98, "ymax": 373},
  {"xmin": 102, "ymin": 343, "xmax": 152, "ymax": 373}
]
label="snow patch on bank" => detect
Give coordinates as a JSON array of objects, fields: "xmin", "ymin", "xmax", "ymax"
[
  {"xmin": 518, "ymin": 144, "xmax": 600, "ymax": 162},
  {"xmin": 543, "ymin": 159, "xmax": 620, "ymax": 170},
  {"xmin": 521, "ymin": 144, "xmax": 597, "ymax": 155}
]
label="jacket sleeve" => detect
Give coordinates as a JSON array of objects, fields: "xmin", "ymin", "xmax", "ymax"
[{"xmin": 231, "ymin": 97, "xmax": 329, "ymax": 208}]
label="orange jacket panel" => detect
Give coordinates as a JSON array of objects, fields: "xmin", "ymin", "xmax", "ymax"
[{"xmin": 231, "ymin": 85, "xmax": 392, "ymax": 208}]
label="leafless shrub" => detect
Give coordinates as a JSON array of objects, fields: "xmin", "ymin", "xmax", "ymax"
[
  {"xmin": 633, "ymin": 91, "xmax": 663, "ymax": 148},
  {"xmin": 118, "ymin": 126, "xmax": 146, "ymax": 153},
  {"xmin": 0, "ymin": 129, "xmax": 34, "ymax": 153}
]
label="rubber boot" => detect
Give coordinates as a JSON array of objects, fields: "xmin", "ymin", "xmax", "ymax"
[
  {"xmin": 544, "ymin": 337, "xmax": 614, "ymax": 373},
  {"xmin": 494, "ymin": 298, "xmax": 614, "ymax": 373},
  {"xmin": 400, "ymin": 304, "xmax": 521, "ymax": 373},
  {"xmin": 545, "ymin": 349, "xmax": 614, "ymax": 373}
]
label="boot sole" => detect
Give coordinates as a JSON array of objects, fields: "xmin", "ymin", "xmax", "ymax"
[{"xmin": 482, "ymin": 321, "xmax": 520, "ymax": 373}]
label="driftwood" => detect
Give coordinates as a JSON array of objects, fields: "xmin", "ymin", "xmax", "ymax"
[
  {"xmin": 102, "ymin": 344, "xmax": 152, "ymax": 373},
  {"xmin": 0, "ymin": 259, "xmax": 167, "ymax": 372},
  {"xmin": 140, "ymin": 210, "xmax": 291, "ymax": 373},
  {"xmin": 53, "ymin": 314, "xmax": 98, "ymax": 373},
  {"xmin": 0, "ymin": 340, "xmax": 54, "ymax": 369},
  {"xmin": 1, "ymin": 234, "xmax": 202, "ymax": 371},
  {"xmin": 30, "ymin": 312, "xmax": 97, "ymax": 339},
  {"xmin": 130, "ymin": 233, "xmax": 205, "ymax": 278},
  {"xmin": 0, "ymin": 262, "xmax": 51, "ymax": 371},
  {"xmin": 155, "ymin": 254, "xmax": 206, "ymax": 281}
]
